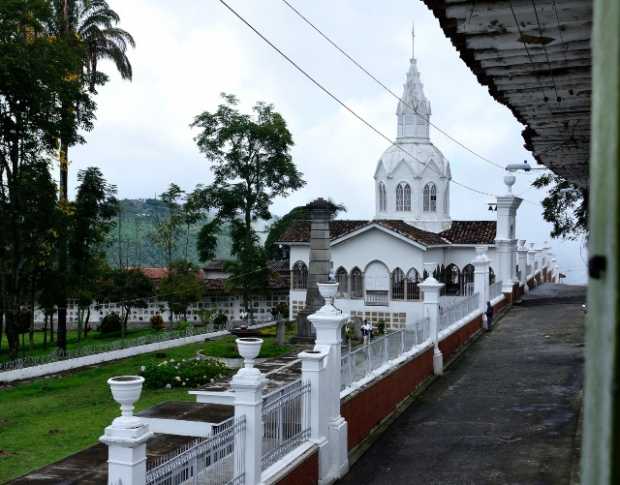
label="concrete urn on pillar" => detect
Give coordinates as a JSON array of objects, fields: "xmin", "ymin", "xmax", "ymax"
[
  {"xmin": 495, "ymin": 174, "xmax": 523, "ymax": 295},
  {"xmin": 307, "ymin": 280, "xmax": 350, "ymax": 483},
  {"xmin": 419, "ymin": 262, "xmax": 445, "ymax": 375}
]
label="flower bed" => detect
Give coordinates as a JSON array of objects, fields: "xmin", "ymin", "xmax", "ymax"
[{"xmin": 140, "ymin": 357, "xmax": 228, "ymax": 389}]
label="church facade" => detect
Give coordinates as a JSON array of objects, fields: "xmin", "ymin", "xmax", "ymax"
[{"xmin": 278, "ymin": 28, "xmax": 553, "ymax": 329}]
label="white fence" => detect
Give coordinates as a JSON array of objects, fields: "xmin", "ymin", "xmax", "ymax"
[
  {"xmin": 261, "ymin": 379, "xmax": 311, "ymax": 470},
  {"xmin": 489, "ymin": 281, "xmax": 503, "ymax": 301},
  {"xmin": 145, "ymin": 416, "xmax": 246, "ymax": 485},
  {"xmin": 438, "ymin": 293, "xmax": 480, "ymax": 333},
  {"xmin": 340, "ymin": 322, "xmax": 431, "ymax": 391}
]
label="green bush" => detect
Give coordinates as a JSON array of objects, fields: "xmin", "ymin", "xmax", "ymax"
[
  {"xmin": 176, "ymin": 320, "xmax": 190, "ymax": 332},
  {"xmin": 99, "ymin": 313, "xmax": 122, "ymax": 334},
  {"xmin": 150, "ymin": 314, "xmax": 165, "ymax": 331},
  {"xmin": 377, "ymin": 319, "xmax": 386, "ymax": 335},
  {"xmin": 213, "ymin": 312, "xmax": 228, "ymax": 329},
  {"xmin": 140, "ymin": 357, "xmax": 228, "ymax": 389}
]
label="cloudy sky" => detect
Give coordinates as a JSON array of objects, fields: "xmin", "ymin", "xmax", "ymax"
[{"xmin": 69, "ymin": 0, "xmax": 586, "ymax": 284}]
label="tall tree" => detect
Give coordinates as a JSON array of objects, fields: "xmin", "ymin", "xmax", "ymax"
[
  {"xmin": 158, "ymin": 260, "xmax": 203, "ymax": 323},
  {"xmin": 68, "ymin": 167, "xmax": 118, "ymax": 340},
  {"xmin": 192, "ymin": 94, "xmax": 305, "ymax": 315},
  {"xmin": 532, "ymin": 173, "xmax": 588, "ymax": 239},
  {"xmin": 150, "ymin": 183, "xmax": 184, "ymax": 266},
  {"xmin": 48, "ymin": 0, "xmax": 135, "ymax": 351}
]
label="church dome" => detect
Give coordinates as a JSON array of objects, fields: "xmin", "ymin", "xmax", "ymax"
[{"xmin": 374, "ymin": 23, "xmax": 452, "ymax": 233}]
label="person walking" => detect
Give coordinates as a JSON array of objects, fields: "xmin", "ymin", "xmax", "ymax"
[{"xmin": 485, "ymin": 302, "xmax": 494, "ymax": 330}]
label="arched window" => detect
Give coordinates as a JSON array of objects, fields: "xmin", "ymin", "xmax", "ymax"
[
  {"xmin": 445, "ymin": 263, "xmax": 460, "ymax": 295},
  {"xmin": 462, "ymin": 264, "xmax": 475, "ymax": 295},
  {"xmin": 292, "ymin": 261, "xmax": 308, "ymax": 289},
  {"xmin": 395, "ymin": 182, "xmax": 411, "ymax": 211},
  {"xmin": 406, "ymin": 268, "xmax": 420, "ymax": 300},
  {"xmin": 391, "ymin": 268, "xmax": 405, "ymax": 300},
  {"xmin": 378, "ymin": 182, "xmax": 387, "ymax": 211},
  {"xmin": 423, "ymin": 182, "xmax": 437, "ymax": 212},
  {"xmin": 489, "ymin": 267, "xmax": 496, "ymax": 285},
  {"xmin": 336, "ymin": 267, "xmax": 348, "ymax": 297},
  {"xmin": 350, "ymin": 267, "xmax": 363, "ymax": 298}
]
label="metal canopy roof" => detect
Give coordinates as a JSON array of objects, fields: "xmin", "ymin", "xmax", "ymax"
[{"xmin": 422, "ymin": 0, "xmax": 592, "ymax": 187}]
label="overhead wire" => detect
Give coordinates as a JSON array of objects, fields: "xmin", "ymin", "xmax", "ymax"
[
  {"xmin": 279, "ymin": 0, "xmax": 505, "ymax": 171},
  {"xmin": 217, "ymin": 0, "xmax": 517, "ymax": 202}
]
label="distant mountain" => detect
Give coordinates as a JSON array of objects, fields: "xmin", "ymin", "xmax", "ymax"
[{"xmin": 104, "ymin": 198, "xmax": 233, "ymax": 268}]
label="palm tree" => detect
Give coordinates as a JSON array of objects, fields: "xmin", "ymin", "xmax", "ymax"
[{"xmin": 50, "ymin": 0, "xmax": 135, "ymax": 351}]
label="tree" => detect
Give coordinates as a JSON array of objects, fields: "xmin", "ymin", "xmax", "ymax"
[
  {"xmin": 264, "ymin": 206, "xmax": 307, "ymax": 260},
  {"xmin": 68, "ymin": 167, "xmax": 118, "ymax": 340},
  {"xmin": 158, "ymin": 261, "xmax": 203, "ymax": 323},
  {"xmin": 47, "ymin": 0, "xmax": 135, "ymax": 352},
  {"xmin": 532, "ymin": 173, "xmax": 588, "ymax": 239},
  {"xmin": 100, "ymin": 268, "xmax": 154, "ymax": 337},
  {"xmin": 150, "ymin": 184, "xmax": 184, "ymax": 266},
  {"xmin": 192, "ymin": 94, "xmax": 305, "ymax": 315}
]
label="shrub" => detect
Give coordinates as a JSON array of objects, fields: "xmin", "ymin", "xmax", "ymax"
[
  {"xmin": 140, "ymin": 357, "xmax": 228, "ymax": 389},
  {"xmin": 377, "ymin": 319, "xmax": 386, "ymax": 335},
  {"xmin": 150, "ymin": 314, "xmax": 165, "ymax": 331},
  {"xmin": 176, "ymin": 320, "xmax": 190, "ymax": 332},
  {"xmin": 213, "ymin": 312, "xmax": 228, "ymax": 329},
  {"xmin": 99, "ymin": 313, "xmax": 122, "ymax": 334}
]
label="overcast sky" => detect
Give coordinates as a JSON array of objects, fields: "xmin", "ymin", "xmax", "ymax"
[{"xmin": 68, "ymin": 0, "xmax": 586, "ymax": 284}]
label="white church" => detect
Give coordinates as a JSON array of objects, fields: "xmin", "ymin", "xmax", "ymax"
[{"xmin": 279, "ymin": 27, "xmax": 556, "ymax": 329}]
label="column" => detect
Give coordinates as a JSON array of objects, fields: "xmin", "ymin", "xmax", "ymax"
[
  {"xmin": 495, "ymin": 175, "xmax": 522, "ymax": 295},
  {"xmin": 308, "ymin": 282, "xmax": 349, "ymax": 482},
  {"xmin": 472, "ymin": 245, "xmax": 490, "ymax": 311},
  {"xmin": 496, "ymin": 239, "xmax": 514, "ymax": 294},
  {"xmin": 528, "ymin": 242, "xmax": 536, "ymax": 284},
  {"xmin": 100, "ymin": 376, "xmax": 152, "ymax": 485},
  {"xmin": 419, "ymin": 262, "xmax": 445, "ymax": 375},
  {"xmin": 299, "ymin": 349, "xmax": 330, "ymax": 483},
  {"xmin": 231, "ymin": 340, "xmax": 266, "ymax": 485}
]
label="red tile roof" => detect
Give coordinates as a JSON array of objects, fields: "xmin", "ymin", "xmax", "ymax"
[{"xmin": 277, "ymin": 219, "xmax": 496, "ymax": 247}]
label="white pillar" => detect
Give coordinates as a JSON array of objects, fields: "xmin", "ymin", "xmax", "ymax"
[
  {"xmin": 517, "ymin": 240, "xmax": 529, "ymax": 292},
  {"xmin": 231, "ymin": 342, "xmax": 267, "ymax": 485},
  {"xmin": 100, "ymin": 377, "xmax": 152, "ymax": 485},
  {"xmin": 299, "ymin": 350, "xmax": 330, "ymax": 483},
  {"xmin": 552, "ymin": 258, "xmax": 559, "ymax": 283},
  {"xmin": 495, "ymin": 175, "xmax": 522, "ymax": 295},
  {"xmin": 528, "ymin": 243, "xmax": 536, "ymax": 279},
  {"xmin": 419, "ymin": 262, "xmax": 445, "ymax": 376},
  {"xmin": 473, "ymin": 245, "xmax": 490, "ymax": 311},
  {"xmin": 308, "ymin": 282, "xmax": 349, "ymax": 482}
]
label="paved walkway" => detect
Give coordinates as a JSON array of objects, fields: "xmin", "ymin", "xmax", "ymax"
[{"xmin": 339, "ymin": 284, "xmax": 585, "ymax": 485}]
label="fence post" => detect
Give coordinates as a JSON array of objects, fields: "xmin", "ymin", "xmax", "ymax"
[
  {"xmin": 231, "ymin": 339, "xmax": 266, "ymax": 485},
  {"xmin": 517, "ymin": 240, "xmax": 529, "ymax": 293},
  {"xmin": 473, "ymin": 245, "xmax": 490, "ymax": 317},
  {"xmin": 419, "ymin": 263, "xmax": 445, "ymax": 376},
  {"xmin": 307, "ymin": 282, "xmax": 350, "ymax": 482},
  {"xmin": 299, "ymin": 349, "xmax": 329, "ymax": 482},
  {"xmin": 100, "ymin": 376, "xmax": 152, "ymax": 485}
]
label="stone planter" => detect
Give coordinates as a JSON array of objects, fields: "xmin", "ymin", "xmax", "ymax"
[{"xmin": 107, "ymin": 375, "xmax": 144, "ymax": 428}]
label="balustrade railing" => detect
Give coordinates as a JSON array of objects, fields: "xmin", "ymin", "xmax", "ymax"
[
  {"xmin": 261, "ymin": 379, "xmax": 311, "ymax": 470},
  {"xmin": 438, "ymin": 293, "xmax": 480, "ymax": 333},
  {"xmin": 145, "ymin": 416, "xmax": 246, "ymax": 485},
  {"xmin": 364, "ymin": 290, "xmax": 389, "ymax": 306},
  {"xmin": 489, "ymin": 280, "xmax": 503, "ymax": 301}
]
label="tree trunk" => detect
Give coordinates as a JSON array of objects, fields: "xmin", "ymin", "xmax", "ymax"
[
  {"xmin": 57, "ymin": 139, "xmax": 69, "ymax": 353},
  {"xmin": 122, "ymin": 305, "xmax": 129, "ymax": 338},
  {"xmin": 29, "ymin": 281, "xmax": 35, "ymax": 350},
  {"xmin": 276, "ymin": 318, "xmax": 286, "ymax": 346},
  {"xmin": 43, "ymin": 313, "xmax": 48, "ymax": 349},
  {"xmin": 50, "ymin": 311, "xmax": 54, "ymax": 343},
  {"xmin": 84, "ymin": 308, "xmax": 91, "ymax": 337}
]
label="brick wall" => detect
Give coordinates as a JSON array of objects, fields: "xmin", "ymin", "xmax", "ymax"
[
  {"xmin": 275, "ymin": 450, "xmax": 319, "ymax": 485},
  {"xmin": 438, "ymin": 315, "xmax": 482, "ymax": 362}
]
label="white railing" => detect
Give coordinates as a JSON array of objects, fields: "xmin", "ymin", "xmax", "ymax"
[
  {"xmin": 438, "ymin": 293, "xmax": 480, "ymax": 333},
  {"xmin": 261, "ymin": 379, "xmax": 311, "ymax": 470},
  {"xmin": 489, "ymin": 280, "xmax": 503, "ymax": 301},
  {"xmin": 145, "ymin": 416, "xmax": 246, "ymax": 485},
  {"xmin": 364, "ymin": 290, "xmax": 389, "ymax": 306}
]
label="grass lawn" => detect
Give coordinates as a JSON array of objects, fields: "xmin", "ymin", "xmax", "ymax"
[
  {"xmin": 201, "ymin": 325, "xmax": 295, "ymax": 359},
  {"xmin": 0, "ymin": 325, "xmax": 205, "ymax": 364},
  {"xmin": 0, "ymin": 340, "xmax": 217, "ymax": 483}
]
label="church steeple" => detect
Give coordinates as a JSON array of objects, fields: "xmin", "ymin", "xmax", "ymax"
[{"xmin": 396, "ymin": 23, "xmax": 431, "ymax": 141}]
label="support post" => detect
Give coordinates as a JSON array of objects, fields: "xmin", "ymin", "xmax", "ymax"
[
  {"xmin": 473, "ymin": 245, "xmax": 490, "ymax": 314},
  {"xmin": 517, "ymin": 240, "xmax": 529, "ymax": 293},
  {"xmin": 307, "ymin": 282, "xmax": 349, "ymax": 483},
  {"xmin": 419, "ymin": 263, "xmax": 445, "ymax": 375},
  {"xmin": 231, "ymin": 340, "xmax": 266, "ymax": 485},
  {"xmin": 495, "ymin": 175, "xmax": 523, "ymax": 295}
]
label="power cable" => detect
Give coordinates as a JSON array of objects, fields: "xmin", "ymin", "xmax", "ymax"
[
  {"xmin": 217, "ymin": 0, "xmax": 507, "ymax": 201},
  {"xmin": 279, "ymin": 0, "xmax": 505, "ymax": 170}
]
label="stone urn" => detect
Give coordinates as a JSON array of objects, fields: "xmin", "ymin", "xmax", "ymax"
[
  {"xmin": 107, "ymin": 375, "xmax": 145, "ymax": 429},
  {"xmin": 317, "ymin": 282, "xmax": 339, "ymax": 305},
  {"xmin": 236, "ymin": 337, "xmax": 263, "ymax": 368}
]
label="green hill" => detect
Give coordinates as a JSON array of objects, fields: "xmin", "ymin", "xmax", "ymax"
[{"xmin": 104, "ymin": 198, "xmax": 233, "ymax": 268}]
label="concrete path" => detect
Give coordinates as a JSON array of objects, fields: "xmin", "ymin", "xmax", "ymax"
[{"xmin": 339, "ymin": 284, "xmax": 585, "ymax": 485}]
